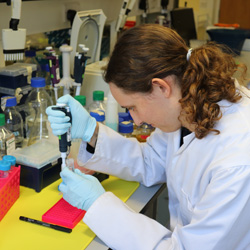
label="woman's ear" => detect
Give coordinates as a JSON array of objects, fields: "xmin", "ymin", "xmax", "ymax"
[{"xmin": 152, "ymin": 77, "xmax": 172, "ymax": 98}]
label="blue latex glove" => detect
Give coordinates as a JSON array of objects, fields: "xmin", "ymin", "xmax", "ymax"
[
  {"xmin": 46, "ymin": 94, "xmax": 96, "ymax": 142},
  {"xmin": 59, "ymin": 168, "xmax": 105, "ymax": 211}
]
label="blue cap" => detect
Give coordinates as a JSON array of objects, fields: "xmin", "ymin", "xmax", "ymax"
[
  {"xmin": 5, "ymin": 96, "xmax": 17, "ymax": 107},
  {"xmin": 3, "ymin": 155, "xmax": 16, "ymax": 166},
  {"xmin": 118, "ymin": 112, "xmax": 130, "ymax": 121},
  {"xmin": 0, "ymin": 160, "xmax": 11, "ymax": 171},
  {"xmin": 119, "ymin": 121, "xmax": 133, "ymax": 133},
  {"xmin": 119, "ymin": 117, "xmax": 124, "ymax": 123},
  {"xmin": 31, "ymin": 77, "xmax": 46, "ymax": 88},
  {"xmin": 90, "ymin": 110, "xmax": 105, "ymax": 122},
  {"xmin": 25, "ymin": 50, "xmax": 36, "ymax": 57}
]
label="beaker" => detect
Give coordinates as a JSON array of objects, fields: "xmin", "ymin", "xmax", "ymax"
[{"xmin": 27, "ymin": 100, "xmax": 49, "ymax": 146}]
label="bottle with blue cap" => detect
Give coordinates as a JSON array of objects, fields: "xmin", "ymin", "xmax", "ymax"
[
  {"xmin": 0, "ymin": 160, "xmax": 11, "ymax": 179},
  {"xmin": 1, "ymin": 96, "xmax": 24, "ymax": 148},
  {"xmin": 0, "ymin": 113, "xmax": 15, "ymax": 160},
  {"xmin": 119, "ymin": 121, "xmax": 134, "ymax": 138},
  {"xmin": 90, "ymin": 110, "xmax": 105, "ymax": 124},
  {"xmin": 25, "ymin": 77, "xmax": 53, "ymax": 139},
  {"xmin": 3, "ymin": 155, "xmax": 16, "ymax": 172}
]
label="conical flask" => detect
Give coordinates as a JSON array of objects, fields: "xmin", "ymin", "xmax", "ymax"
[{"xmin": 27, "ymin": 100, "xmax": 49, "ymax": 146}]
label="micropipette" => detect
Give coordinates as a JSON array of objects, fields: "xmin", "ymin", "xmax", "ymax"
[{"xmin": 52, "ymin": 104, "xmax": 72, "ymax": 170}]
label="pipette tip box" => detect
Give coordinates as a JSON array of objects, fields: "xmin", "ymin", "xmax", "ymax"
[
  {"xmin": 42, "ymin": 198, "xmax": 86, "ymax": 229},
  {"xmin": 0, "ymin": 166, "xmax": 21, "ymax": 221}
]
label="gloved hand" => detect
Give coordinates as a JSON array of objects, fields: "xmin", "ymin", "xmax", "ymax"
[
  {"xmin": 46, "ymin": 94, "xmax": 96, "ymax": 142},
  {"xmin": 59, "ymin": 168, "xmax": 105, "ymax": 211}
]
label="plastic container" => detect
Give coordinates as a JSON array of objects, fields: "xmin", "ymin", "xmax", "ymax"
[
  {"xmin": 25, "ymin": 77, "xmax": 53, "ymax": 139},
  {"xmin": 0, "ymin": 63, "xmax": 37, "ymax": 89},
  {"xmin": 0, "ymin": 113, "xmax": 16, "ymax": 159},
  {"xmin": 90, "ymin": 110, "xmax": 105, "ymax": 123},
  {"xmin": 0, "ymin": 160, "xmax": 11, "ymax": 179},
  {"xmin": 105, "ymin": 91, "xmax": 118, "ymax": 131},
  {"xmin": 119, "ymin": 121, "xmax": 134, "ymax": 138},
  {"xmin": 2, "ymin": 96, "xmax": 24, "ymax": 148},
  {"xmin": 88, "ymin": 90, "xmax": 105, "ymax": 113},
  {"xmin": 11, "ymin": 140, "xmax": 61, "ymax": 192}
]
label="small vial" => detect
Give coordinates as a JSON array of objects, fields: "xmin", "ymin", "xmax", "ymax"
[
  {"xmin": 119, "ymin": 121, "xmax": 134, "ymax": 138},
  {"xmin": 0, "ymin": 160, "xmax": 11, "ymax": 179},
  {"xmin": 2, "ymin": 155, "xmax": 16, "ymax": 172}
]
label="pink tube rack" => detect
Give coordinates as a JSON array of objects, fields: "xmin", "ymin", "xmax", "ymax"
[
  {"xmin": 0, "ymin": 166, "xmax": 20, "ymax": 221},
  {"xmin": 42, "ymin": 198, "xmax": 86, "ymax": 229}
]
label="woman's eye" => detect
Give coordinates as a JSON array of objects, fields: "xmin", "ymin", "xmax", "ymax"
[{"xmin": 128, "ymin": 107, "xmax": 135, "ymax": 111}]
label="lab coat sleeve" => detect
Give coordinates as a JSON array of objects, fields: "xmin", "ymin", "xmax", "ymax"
[
  {"xmin": 77, "ymin": 123, "xmax": 168, "ymax": 186},
  {"xmin": 83, "ymin": 165, "xmax": 250, "ymax": 250}
]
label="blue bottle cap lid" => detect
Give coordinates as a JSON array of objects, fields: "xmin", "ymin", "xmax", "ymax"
[
  {"xmin": 119, "ymin": 121, "xmax": 133, "ymax": 133},
  {"xmin": 90, "ymin": 110, "xmax": 105, "ymax": 122},
  {"xmin": 118, "ymin": 112, "xmax": 130, "ymax": 121},
  {"xmin": 31, "ymin": 77, "xmax": 46, "ymax": 88},
  {"xmin": 0, "ymin": 160, "xmax": 11, "ymax": 171},
  {"xmin": 3, "ymin": 155, "xmax": 16, "ymax": 165},
  {"xmin": 25, "ymin": 50, "xmax": 36, "ymax": 57},
  {"xmin": 119, "ymin": 117, "xmax": 124, "ymax": 123},
  {"xmin": 5, "ymin": 96, "xmax": 17, "ymax": 107}
]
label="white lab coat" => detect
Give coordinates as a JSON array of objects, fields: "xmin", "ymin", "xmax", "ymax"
[{"xmin": 78, "ymin": 86, "xmax": 250, "ymax": 250}]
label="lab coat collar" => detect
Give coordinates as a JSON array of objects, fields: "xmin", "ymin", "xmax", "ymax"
[{"xmin": 176, "ymin": 132, "xmax": 195, "ymax": 155}]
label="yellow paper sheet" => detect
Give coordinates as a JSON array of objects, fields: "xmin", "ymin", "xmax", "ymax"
[{"xmin": 0, "ymin": 176, "xmax": 139, "ymax": 250}]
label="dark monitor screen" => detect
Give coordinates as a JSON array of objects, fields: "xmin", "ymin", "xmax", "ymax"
[{"xmin": 170, "ymin": 8, "xmax": 197, "ymax": 46}]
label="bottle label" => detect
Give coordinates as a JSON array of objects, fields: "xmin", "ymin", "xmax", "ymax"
[{"xmin": 6, "ymin": 135, "xmax": 15, "ymax": 155}]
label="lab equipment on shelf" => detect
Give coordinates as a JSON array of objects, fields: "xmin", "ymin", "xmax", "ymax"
[
  {"xmin": 136, "ymin": 123, "xmax": 155, "ymax": 142},
  {"xmin": 0, "ymin": 113, "xmax": 15, "ymax": 159},
  {"xmin": 118, "ymin": 112, "xmax": 130, "ymax": 122},
  {"xmin": 1, "ymin": 96, "xmax": 24, "ymax": 148}
]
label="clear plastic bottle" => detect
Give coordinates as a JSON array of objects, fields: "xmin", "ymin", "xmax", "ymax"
[
  {"xmin": 119, "ymin": 121, "xmax": 134, "ymax": 138},
  {"xmin": 105, "ymin": 90, "xmax": 118, "ymax": 131},
  {"xmin": 0, "ymin": 160, "xmax": 11, "ymax": 179},
  {"xmin": 25, "ymin": 77, "xmax": 53, "ymax": 139},
  {"xmin": 27, "ymin": 100, "xmax": 49, "ymax": 146},
  {"xmin": 1, "ymin": 96, "xmax": 24, "ymax": 148},
  {"xmin": 0, "ymin": 113, "xmax": 16, "ymax": 159},
  {"xmin": 88, "ymin": 90, "xmax": 105, "ymax": 113}
]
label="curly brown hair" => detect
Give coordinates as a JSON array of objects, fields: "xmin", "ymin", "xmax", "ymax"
[{"xmin": 104, "ymin": 24, "xmax": 246, "ymax": 139}]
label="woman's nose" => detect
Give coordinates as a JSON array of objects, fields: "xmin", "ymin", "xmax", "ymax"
[{"xmin": 132, "ymin": 115, "xmax": 143, "ymax": 127}]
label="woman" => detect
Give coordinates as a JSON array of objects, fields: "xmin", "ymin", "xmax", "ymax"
[{"xmin": 46, "ymin": 24, "xmax": 250, "ymax": 249}]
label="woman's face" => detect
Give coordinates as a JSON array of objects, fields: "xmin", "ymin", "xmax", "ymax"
[{"xmin": 109, "ymin": 77, "xmax": 183, "ymax": 132}]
